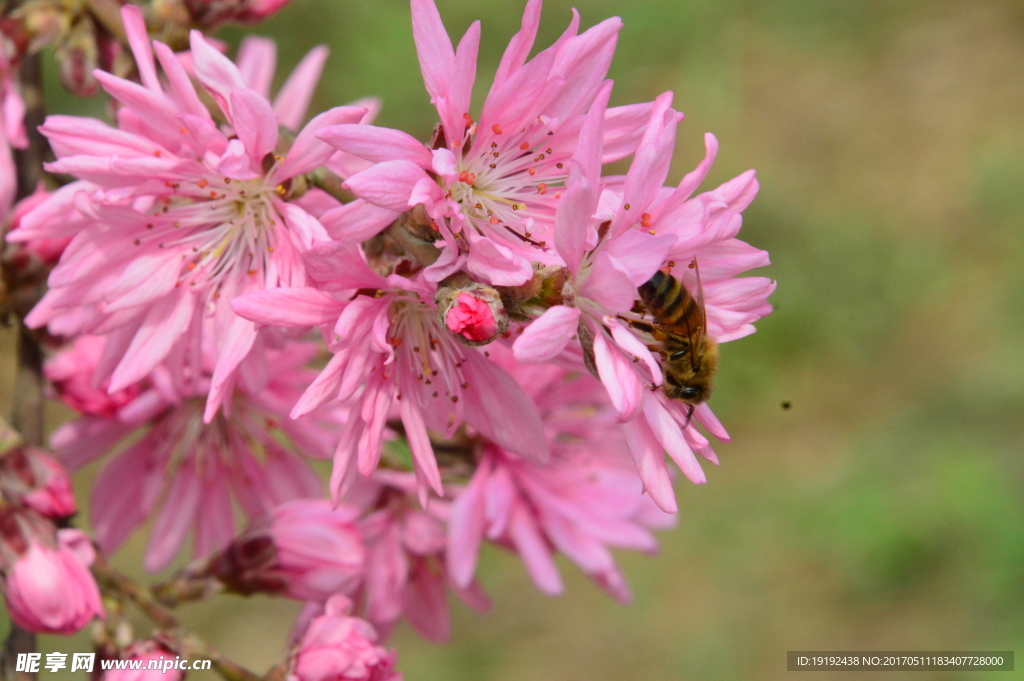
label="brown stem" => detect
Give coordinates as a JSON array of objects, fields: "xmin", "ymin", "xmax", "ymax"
[
  {"xmin": 0, "ymin": 41, "xmax": 50, "ymax": 681},
  {"xmin": 307, "ymin": 168, "xmax": 356, "ymax": 204},
  {"xmin": 13, "ymin": 55, "xmax": 48, "ymax": 203},
  {"xmin": 91, "ymin": 554, "xmax": 263, "ymax": 681}
]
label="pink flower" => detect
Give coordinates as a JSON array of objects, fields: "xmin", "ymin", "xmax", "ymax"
[
  {"xmin": 8, "ymin": 6, "xmax": 368, "ymax": 420},
  {"xmin": 444, "ymin": 292, "xmax": 497, "ymax": 342},
  {"xmin": 101, "ymin": 641, "xmax": 183, "ymax": 681},
  {"xmin": 318, "ymin": 0, "xmax": 655, "ymax": 285},
  {"xmin": 352, "ymin": 472, "xmax": 488, "ymax": 642},
  {"xmin": 447, "ymin": 353, "xmax": 673, "ymax": 602},
  {"xmin": 0, "ymin": 509, "xmax": 103, "ymax": 635},
  {"xmin": 1, "ymin": 34, "xmax": 27, "ymax": 218},
  {"xmin": 232, "ymin": 243, "xmax": 549, "ymax": 506},
  {"xmin": 512, "ymin": 79, "xmax": 774, "ymax": 513},
  {"xmin": 209, "ymin": 499, "xmax": 365, "ymax": 603},
  {"xmin": 0, "ymin": 447, "xmax": 77, "ymax": 519},
  {"xmin": 48, "ymin": 335, "xmax": 334, "ymax": 572},
  {"xmin": 291, "ymin": 595, "xmax": 402, "ymax": 681}
]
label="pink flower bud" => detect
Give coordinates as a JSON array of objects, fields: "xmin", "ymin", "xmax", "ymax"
[
  {"xmin": 54, "ymin": 19, "xmax": 99, "ymax": 97},
  {"xmin": 184, "ymin": 0, "xmax": 293, "ymax": 26},
  {"xmin": 446, "ymin": 292, "xmax": 497, "ymax": 342},
  {"xmin": 45, "ymin": 336, "xmax": 141, "ymax": 417},
  {"xmin": 6, "ymin": 187, "xmax": 70, "ymax": 264},
  {"xmin": 210, "ymin": 500, "xmax": 365, "ymax": 603},
  {"xmin": 435, "ymin": 283, "xmax": 508, "ymax": 346},
  {"xmin": 0, "ymin": 447, "xmax": 76, "ymax": 519},
  {"xmin": 291, "ymin": 595, "xmax": 401, "ymax": 681},
  {"xmin": 234, "ymin": 0, "xmax": 293, "ymax": 21},
  {"xmin": 0, "ymin": 514, "xmax": 103, "ymax": 635},
  {"xmin": 102, "ymin": 641, "xmax": 184, "ymax": 681}
]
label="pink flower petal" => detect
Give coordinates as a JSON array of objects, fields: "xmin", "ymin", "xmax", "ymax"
[
  {"xmin": 108, "ymin": 291, "xmax": 194, "ymax": 392},
  {"xmin": 231, "ymin": 288, "xmax": 345, "ymax": 328},
  {"xmin": 144, "ymin": 460, "xmax": 201, "ymax": 572},
  {"xmin": 605, "ymin": 315, "xmax": 662, "ymax": 385},
  {"xmin": 446, "ymin": 458, "xmax": 490, "ymax": 588},
  {"xmin": 317, "ymin": 124, "xmax": 433, "ymax": 168},
  {"xmin": 236, "ymin": 36, "xmax": 277, "ymax": 98},
  {"xmin": 465, "ymin": 233, "xmax": 533, "ymax": 286},
  {"xmin": 343, "ymin": 160, "xmax": 431, "ymax": 213},
  {"xmin": 593, "ymin": 332, "xmax": 642, "ymax": 420},
  {"xmin": 276, "ymin": 106, "xmax": 369, "ymax": 180},
  {"xmin": 274, "ymin": 46, "xmax": 330, "ymax": 130},
  {"xmin": 603, "ymin": 230, "xmax": 677, "ymax": 287},
  {"xmin": 229, "ymin": 88, "xmax": 279, "ymax": 166},
  {"xmin": 512, "ymin": 305, "xmax": 580, "ymax": 363}
]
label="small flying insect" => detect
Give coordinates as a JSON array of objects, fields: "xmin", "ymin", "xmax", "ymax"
[{"xmin": 632, "ymin": 258, "xmax": 719, "ymax": 421}]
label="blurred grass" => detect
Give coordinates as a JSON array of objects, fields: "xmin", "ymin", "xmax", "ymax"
[{"xmin": 3, "ymin": 0, "xmax": 1024, "ymax": 679}]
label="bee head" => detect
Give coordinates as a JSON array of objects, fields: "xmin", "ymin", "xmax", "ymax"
[{"xmin": 663, "ymin": 372, "xmax": 713, "ymax": 405}]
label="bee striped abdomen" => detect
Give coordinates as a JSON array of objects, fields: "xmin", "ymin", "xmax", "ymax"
[{"xmin": 638, "ymin": 270, "xmax": 698, "ymax": 334}]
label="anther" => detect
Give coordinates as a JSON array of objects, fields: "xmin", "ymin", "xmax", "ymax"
[
  {"xmin": 640, "ymin": 212, "xmax": 652, "ymax": 228},
  {"xmin": 493, "ymin": 124, "xmax": 503, "ymax": 134},
  {"xmin": 520, "ymin": 141, "xmax": 530, "ymax": 150}
]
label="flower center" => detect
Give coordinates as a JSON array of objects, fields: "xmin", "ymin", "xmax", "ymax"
[
  {"xmin": 146, "ymin": 173, "xmax": 282, "ymax": 298},
  {"xmin": 388, "ymin": 296, "xmax": 469, "ymax": 402},
  {"xmin": 446, "ymin": 123, "xmax": 572, "ymax": 247}
]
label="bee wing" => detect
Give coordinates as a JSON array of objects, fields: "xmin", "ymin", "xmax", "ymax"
[{"xmin": 687, "ymin": 258, "xmax": 708, "ymax": 372}]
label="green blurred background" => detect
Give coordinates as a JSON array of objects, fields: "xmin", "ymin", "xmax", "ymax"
[{"xmin": 3, "ymin": 0, "xmax": 1024, "ymax": 679}]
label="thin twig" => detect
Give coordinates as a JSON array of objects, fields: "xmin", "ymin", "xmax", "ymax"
[{"xmin": 91, "ymin": 554, "xmax": 264, "ymax": 681}]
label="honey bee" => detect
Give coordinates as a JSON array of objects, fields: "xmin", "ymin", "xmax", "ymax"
[{"xmin": 634, "ymin": 259, "xmax": 719, "ymax": 410}]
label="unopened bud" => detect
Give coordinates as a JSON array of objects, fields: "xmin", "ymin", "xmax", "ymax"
[
  {"xmin": 292, "ymin": 594, "xmax": 401, "ymax": 681},
  {"xmin": 208, "ymin": 500, "xmax": 364, "ymax": 602},
  {"xmin": 0, "ymin": 506, "xmax": 54, "ymax": 567},
  {"xmin": 0, "ymin": 447, "xmax": 76, "ymax": 520},
  {"xmin": 232, "ymin": 0, "xmax": 293, "ymax": 22},
  {"xmin": 45, "ymin": 336, "xmax": 141, "ymax": 417},
  {"xmin": 0, "ymin": 510, "xmax": 103, "ymax": 635},
  {"xmin": 54, "ymin": 19, "xmax": 99, "ymax": 97},
  {"xmin": 435, "ymin": 281, "xmax": 508, "ymax": 346},
  {"xmin": 20, "ymin": 3, "xmax": 70, "ymax": 53},
  {"xmin": 184, "ymin": 0, "xmax": 294, "ymax": 27},
  {"xmin": 105, "ymin": 641, "xmax": 184, "ymax": 681}
]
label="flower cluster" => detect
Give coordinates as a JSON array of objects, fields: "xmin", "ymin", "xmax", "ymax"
[
  {"xmin": 1, "ymin": 0, "xmax": 773, "ymax": 677},
  {"xmin": 0, "ymin": 429, "xmax": 102, "ymax": 636}
]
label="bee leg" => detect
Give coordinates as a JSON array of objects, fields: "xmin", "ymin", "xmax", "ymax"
[
  {"xmin": 683, "ymin": 404, "xmax": 695, "ymax": 427},
  {"xmin": 646, "ymin": 345, "xmax": 667, "ymax": 359},
  {"xmin": 627, "ymin": 320, "xmax": 657, "ymax": 334}
]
